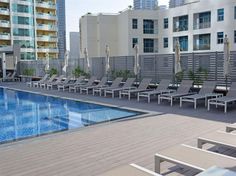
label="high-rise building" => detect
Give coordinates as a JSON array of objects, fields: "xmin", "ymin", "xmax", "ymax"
[
  {"xmin": 57, "ymin": 0, "xmax": 66, "ymax": 60},
  {"xmin": 169, "ymin": 0, "xmax": 185, "ymax": 8},
  {"xmin": 0, "ymin": 0, "xmax": 58, "ymax": 60},
  {"xmin": 69, "ymin": 32, "xmax": 80, "ymax": 60},
  {"xmin": 133, "ymin": 0, "xmax": 158, "ymax": 10}
]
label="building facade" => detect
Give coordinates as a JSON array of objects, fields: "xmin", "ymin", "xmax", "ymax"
[
  {"xmin": 169, "ymin": 0, "xmax": 185, "ymax": 8},
  {"xmin": 57, "ymin": 0, "xmax": 66, "ymax": 60},
  {"xmin": 133, "ymin": 0, "xmax": 158, "ymax": 10},
  {"xmin": 80, "ymin": 0, "xmax": 236, "ymax": 57},
  {"xmin": 69, "ymin": 32, "xmax": 80, "ymax": 60},
  {"xmin": 0, "ymin": 0, "xmax": 58, "ymax": 60}
]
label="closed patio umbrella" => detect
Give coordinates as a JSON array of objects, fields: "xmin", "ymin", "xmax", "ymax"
[
  {"xmin": 62, "ymin": 50, "xmax": 69, "ymax": 75},
  {"xmin": 14, "ymin": 56, "xmax": 18, "ymax": 72},
  {"xmin": 45, "ymin": 53, "xmax": 50, "ymax": 73},
  {"xmin": 175, "ymin": 40, "xmax": 182, "ymax": 74},
  {"xmin": 84, "ymin": 48, "xmax": 90, "ymax": 74},
  {"xmin": 223, "ymin": 35, "xmax": 231, "ymax": 90},
  {"xmin": 105, "ymin": 45, "xmax": 110, "ymax": 79},
  {"xmin": 134, "ymin": 44, "xmax": 140, "ymax": 87}
]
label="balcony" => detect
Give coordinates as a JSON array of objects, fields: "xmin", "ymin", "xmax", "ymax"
[
  {"xmin": 37, "ymin": 24, "xmax": 57, "ymax": 31},
  {"xmin": 0, "ymin": 0, "xmax": 10, "ymax": 3},
  {"xmin": 193, "ymin": 44, "xmax": 210, "ymax": 51},
  {"xmin": 37, "ymin": 47, "xmax": 58, "ymax": 53},
  {"xmin": 0, "ymin": 20, "xmax": 10, "ymax": 28},
  {"xmin": 36, "ymin": 1, "xmax": 56, "ymax": 9},
  {"xmin": 193, "ymin": 22, "xmax": 211, "ymax": 30},
  {"xmin": 0, "ymin": 32, "xmax": 10, "ymax": 40},
  {"xmin": 0, "ymin": 7, "xmax": 10, "ymax": 15},
  {"xmin": 37, "ymin": 35, "xmax": 57, "ymax": 42},
  {"xmin": 36, "ymin": 12, "xmax": 57, "ymax": 20}
]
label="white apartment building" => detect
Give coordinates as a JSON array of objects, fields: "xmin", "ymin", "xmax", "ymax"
[{"xmin": 80, "ymin": 0, "xmax": 236, "ymax": 58}]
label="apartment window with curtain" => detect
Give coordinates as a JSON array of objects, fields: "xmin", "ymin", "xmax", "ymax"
[
  {"xmin": 164, "ymin": 18, "xmax": 168, "ymax": 29},
  {"xmin": 132, "ymin": 19, "xmax": 138, "ymax": 29},
  {"xmin": 217, "ymin": 32, "xmax": 224, "ymax": 44},
  {"xmin": 163, "ymin": 37, "xmax": 168, "ymax": 48},
  {"xmin": 217, "ymin": 8, "xmax": 224, "ymax": 21}
]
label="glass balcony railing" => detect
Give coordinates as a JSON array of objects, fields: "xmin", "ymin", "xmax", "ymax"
[
  {"xmin": 36, "ymin": 12, "xmax": 57, "ymax": 20},
  {"xmin": 193, "ymin": 44, "xmax": 210, "ymax": 51},
  {"xmin": 0, "ymin": 20, "xmax": 10, "ymax": 27},
  {"xmin": 193, "ymin": 22, "xmax": 211, "ymax": 30},
  {"xmin": 37, "ymin": 47, "xmax": 58, "ymax": 53},
  {"xmin": 37, "ymin": 35, "xmax": 57, "ymax": 42},
  {"xmin": 36, "ymin": 1, "xmax": 56, "ymax": 9},
  {"xmin": 37, "ymin": 24, "xmax": 57, "ymax": 31},
  {"xmin": 0, "ymin": 7, "xmax": 10, "ymax": 15},
  {"xmin": 0, "ymin": 32, "xmax": 11, "ymax": 40}
]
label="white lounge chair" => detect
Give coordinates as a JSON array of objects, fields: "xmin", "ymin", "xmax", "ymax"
[
  {"xmin": 119, "ymin": 78, "xmax": 152, "ymax": 100},
  {"xmin": 27, "ymin": 74, "xmax": 49, "ymax": 87},
  {"xmin": 58, "ymin": 76, "xmax": 85, "ymax": 91},
  {"xmin": 69, "ymin": 76, "xmax": 97, "ymax": 93},
  {"xmin": 197, "ymin": 130, "xmax": 236, "ymax": 150},
  {"xmin": 180, "ymin": 81, "xmax": 220, "ymax": 109},
  {"xmin": 158, "ymin": 80, "xmax": 194, "ymax": 106},
  {"xmin": 98, "ymin": 163, "xmax": 162, "ymax": 176},
  {"xmin": 138, "ymin": 79, "xmax": 173, "ymax": 103},
  {"xmin": 208, "ymin": 82, "xmax": 236, "ymax": 113},
  {"xmin": 80, "ymin": 77, "xmax": 107, "ymax": 94},
  {"xmin": 104, "ymin": 78, "xmax": 135, "ymax": 98},
  {"xmin": 93, "ymin": 77, "xmax": 123, "ymax": 96},
  {"xmin": 155, "ymin": 144, "xmax": 236, "ymax": 174},
  {"xmin": 39, "ymin": 74, "xmax": 57, "ymax": 89}
]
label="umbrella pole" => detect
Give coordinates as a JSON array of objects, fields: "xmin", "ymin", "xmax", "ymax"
[{"xmin": 226, "ymin": 76, "xmax": 228, "ymax": 92}]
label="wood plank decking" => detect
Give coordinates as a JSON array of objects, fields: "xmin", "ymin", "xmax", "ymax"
[{"xmin": 0, "ymin": 83, "xmax": 235, "ymax": 176}]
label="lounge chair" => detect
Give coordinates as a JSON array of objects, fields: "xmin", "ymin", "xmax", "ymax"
[
  {"xmin": 27, "ymin": 74, "xmax": 49, "ymax": 87},
  {"xmin": 158, "ymin": 80, "xmax": 194, "ymax": 106},
  {"xmin": 58, "ymin": 76, "xmax": 85, "ymax": 91},
  {"xmin": 208, "ymin": 82, "xmax": 236, "ymax": 113},
  {"xmin": 3, "ymin": 72, "xmax": 19, "ymax": 82},
  {"xmin": 47, "ymin": 76, "xmax": 73, "ymax": 90},
  {"xmin": 197, "ymin": 131, "xmax": 236, "ymax": 150},
  {"xmin": 226, "ymin": 123, "xmax": 236, "ymax": 133},
  {"xmin": 80, "ymin": 77, "xmax": 108, "ymax": 94},
  {"xmin": 93, "ymin": 77, "xmax": 123, "ymax": 96},
  {"xmin": 180, "ymin": 81, "xmax": 220, "ymax": 109},
  {"xmin": 39, "ymin": 74, "xmax": 57, "ymax": 89},
  {"xmin": 138, "ymin": 79, "xmax": 173, "ymax": 103},
  {"xmin": 69, "ymin": 76, "xmax": 97, "ymax": 93},
  {"xmin": 46, "ymin": 75, "xmax": 65, "ymax": 90},
  {"xmin": 155, "ymin": 144, "xmax": 236, "ymax": 174},
  {"xmin": 98, "ymin": 163, "xmax": 162, "ymax": 176},
  {"xmin": 119, "ymin": 78, "xmax": 152, "ymax": 100},
  {"xmin": 104, "ymin": 78, "xmax": 135, "ymax": 98}
]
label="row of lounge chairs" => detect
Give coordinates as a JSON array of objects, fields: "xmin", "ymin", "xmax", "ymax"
[
  {"xmin": 99, "ymin": 124, "xmax": 236, "ymax": 175},
  {"xmin": 27, "ymin": 75, "xmax": 236, "ymax": 113}
]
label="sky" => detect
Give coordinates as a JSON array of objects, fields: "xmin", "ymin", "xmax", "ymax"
[{"xmin": 65, "ymin": 0, "xmax": 169, "ymax": 49}]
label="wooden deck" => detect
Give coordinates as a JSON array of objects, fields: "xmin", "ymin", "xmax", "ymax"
[{"xmin": 0, "ymin": 83, "xmax": 235, "ymax": 176}]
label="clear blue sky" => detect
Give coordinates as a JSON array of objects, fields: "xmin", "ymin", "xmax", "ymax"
[{"xmin": 66, "ymin": 0, "xmax": 169, "ymax": 48}]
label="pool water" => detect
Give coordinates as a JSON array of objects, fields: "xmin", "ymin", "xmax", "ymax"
[{"xmin": 0, "ymin": 88, "xmax": 140, "ymax": 144}]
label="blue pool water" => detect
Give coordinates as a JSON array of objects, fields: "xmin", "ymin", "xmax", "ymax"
[{"xmin": 0, "ymin": 88, "xmax": 140, "ymax": 144}]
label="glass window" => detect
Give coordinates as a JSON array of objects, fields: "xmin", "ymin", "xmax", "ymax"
[
  {"xmin": 13, "ymin": 16, "xmax": 34, "ymax": 25},
  {"xmin": 132, "ymin": 38, "xmax": 138, "ymax": 48},
  {"xmin": 12, "ymin": 4, "xmax": 33, "ymax": 13},
  {"xmin": 234, "ymin": 31, "xmax": 236, "ymax": 43},
  {"xmin": 217, "ymin": 32, "xmax": 224, "ymax": 44},
  {"xmin": 163, "ymin": 37, "xmax": 168, "ymax": 48},
  {"xmin": 143, "ymin": 39, "xmax": 154, "ymax": 53},
  {"xmin": 13, "ymin": 28, "xmax": 34, "ymax": 37},
  {"xmin": 217, "ymin": 8, "xmax": 224, "ymax": 21},
  {"xmin": 143, "ymin": 19, "xmax": 154, "ymax": 34},
  {"xmin": 235, "ymin": 6, "xmax": 236, "ymax": 19},
  {"xmin": 132, "ymin": 19, "xmax": 138, "ymax": 29},
  {"xmin": 20, "ymin": 52, "xmax": 35, "ymax": 60},
  {"xmin": 173, "ymin": 15, "xmax": 188, "ymax": 32},
  {"xmin": 173, "ymin": 36, "xmax": 188, "ymax": 51},
  {"xmin": 164, "ymin": 18, "xmax": 168, "ymax": 29},
  {"xmin": 14, "ymin": 40, "xmax": 35, "ymax": 49}
]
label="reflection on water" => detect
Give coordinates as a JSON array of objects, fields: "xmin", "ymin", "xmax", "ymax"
[{"xmin": 0, "ymin": 88, "xmax": 138, "ymax": 143}]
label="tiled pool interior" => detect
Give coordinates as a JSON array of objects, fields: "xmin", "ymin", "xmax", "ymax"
[{"xmin": 0, "ymin": 88, "xmax": 141, "ymax": 144}]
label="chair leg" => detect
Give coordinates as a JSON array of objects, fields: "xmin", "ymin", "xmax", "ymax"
[
  {"xmin": 180, "ymin": 97, "xmax": 182, "ymax": 107},
  {"xmin": 225, "ymin": 102, "xmax": 227, "ymax": 113},
  {"xmin": 137, "ymin": 93, "xmax": 140, "ymax": 102},
  {"xmin": 207, "ymin": 100, "xmax": 210, "ymax": 111},
  {"xmin": 170, "ymin": 98, "xmax": 173, "ymax": 106},
  {"xmin": 194, "ymin": 99, "xmax": 197, "ymax": 109}
]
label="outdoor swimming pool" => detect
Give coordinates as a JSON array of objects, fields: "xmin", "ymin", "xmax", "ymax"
[{"xmin": 0, "ymin": 88, "xmax": 141, "ymax": 144}]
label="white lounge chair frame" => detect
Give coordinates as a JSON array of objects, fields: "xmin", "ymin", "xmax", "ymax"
[{"xmin": 80, "ymin": 77, "xmax": 107, "ymax": 94}]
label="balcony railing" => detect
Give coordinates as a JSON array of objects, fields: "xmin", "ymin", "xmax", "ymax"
[
  {"xmin": 0, "ymin": 20, "xmax": 10, "ymax": 27},
  {"xmin": 37, "ymin": 24, "xmax": 57, "ymax": 31},
  {"xmin": 193, "ymin": 22, "xmax": 211, "ymax": 30},
  {"xmin": 37, "ymin": 35, "xmax": 57, "ymax": 42},
  {"xmin": 193, "ymin": 44, "xmax": 210, "ymax": 51},
  {"xmin": 36, "ymin": 1, "xmax": 56, "ymax": 9},
  {"xmin": 37, "ymin": 47, "xmax": 58, "ymax": 53},
  {"xmin": 0, "ymin": 33, "xmax": 11, "ymax": 40},
  {"xmin": 36, "ymin": 12, "xmax": 57, "ymax": 20},
  {"xmin": 0, "ymin": 7, "xmax": 10, "ymax": 15}
]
